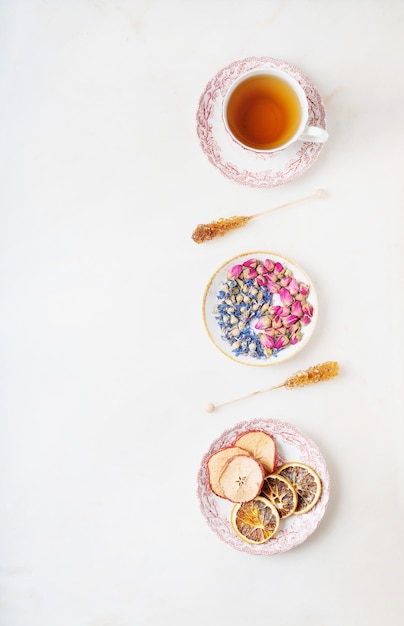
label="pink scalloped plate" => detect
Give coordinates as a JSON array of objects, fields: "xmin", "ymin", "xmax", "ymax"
[
  {"xmin": 197, "ymin": 418, "xmax": 330, "ymax": 555},
  {"xmin": 196, "ymin": 57, "xmax": 327, "ymax": 188}
]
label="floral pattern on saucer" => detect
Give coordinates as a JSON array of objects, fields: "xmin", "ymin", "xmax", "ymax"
[{"xmin": 196, "ymin": 57, "xmax": 327, "ymax": 188}]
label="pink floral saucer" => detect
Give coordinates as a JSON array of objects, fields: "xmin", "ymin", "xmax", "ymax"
[
  {"xmin": 197, "ymin": 418, "xmax": 330, "ymax": 555},
  {"xmin": 196, "ymin": 57, "xmax": 327, "ymax": 188}
]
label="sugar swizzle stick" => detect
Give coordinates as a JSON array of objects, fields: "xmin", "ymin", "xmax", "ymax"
[
  {"xmin": 192, "ymin": 189, "xmax": 326, "ymax": 244},
  {"xmin": 206, "ymin": 361, "xmax": 339, "ymax": 413}
]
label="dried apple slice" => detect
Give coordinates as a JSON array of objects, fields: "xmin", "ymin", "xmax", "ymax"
[
  {"xmin": 233, "ymin": 430, "xmax": 277, "ymax": 474},
  {"xmin": 207, "ymin": 446, "xmax": 251, "ymax": 498},
  {"xmin": 219, "ymin": 454, "xmax": 265, "ymax": 503}
]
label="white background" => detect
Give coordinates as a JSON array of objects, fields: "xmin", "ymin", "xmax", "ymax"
[{"xmin": 1, "ymin": 1, "xmax": 403, "ymax": 625}]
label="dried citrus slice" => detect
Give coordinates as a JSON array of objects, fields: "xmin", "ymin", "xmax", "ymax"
[
  {"xmin": 277, "ymin": 462, "xmax": 322, "ymax": 515},
  {"xmin": 233, "ymin": 430, "xmax": 277, "ymax": 474},
  {"xmin": 261, "ymin": 473, "xmax": 298, "ymax": 519},
  {"xmin": 231, "ymin": 496, "xmax": 280, "ymax": 544},
  {"xmin": 219, "ymin": 454, "xmax": 265, "ymax": 503},
  {"xmin": 206, "ymin": 446, "xmax": 251, "ymax": 498}
]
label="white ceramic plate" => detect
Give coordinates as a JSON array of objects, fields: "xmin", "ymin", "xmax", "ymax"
[
  {"xmin": 196, "ymin": 56, "xmax": 327, "ymax": 188},
  {"xmin": 197, "ymin": 418, "xmax": 330, "ymax": 555},
  {"xmin": 202, "ymin": 251, "xmax": 318, "ymax": 366}
]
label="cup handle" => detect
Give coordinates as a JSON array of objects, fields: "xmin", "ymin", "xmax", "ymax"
[{"xmin": 298, "ymin": 126, "xmax": 329, "ymax": 143}]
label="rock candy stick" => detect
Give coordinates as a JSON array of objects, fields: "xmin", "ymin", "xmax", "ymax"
[
  {"xmin": 206, "ymin": 361, "xmax": 339, "ymax": 412},
  {"xmin": 192, "ymin": 189, "xmax": 326, "ymax": 243}
]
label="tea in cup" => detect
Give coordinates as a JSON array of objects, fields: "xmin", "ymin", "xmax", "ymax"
[{"xmin": 223, "ymin": 68, "xmax": 328, "ymax": 152}]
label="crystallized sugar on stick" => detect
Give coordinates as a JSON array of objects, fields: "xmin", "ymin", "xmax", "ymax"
[
  {"xmin": 206, "ymin": 360, "xmax": 339, "ymax": 412},
  {"xmin": 283, "ymin": 361, "xmax": 339, "ymax": 389},
  {"xmin": 192, "ymin": 215, "xmax": 252, "ymax": 243},
  {"xmin": 191, "ymin": 189, "xmax": 327, "ymax": 244}
]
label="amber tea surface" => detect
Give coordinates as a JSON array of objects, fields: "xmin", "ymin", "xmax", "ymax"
[{"xmin": 226, "ymin": 74, "xmax": 302, "ymax": 150}]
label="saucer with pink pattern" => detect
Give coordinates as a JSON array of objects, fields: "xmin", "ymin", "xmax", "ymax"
[
  {"xmin": 197, "ymin": 418, "xmax": 330, "ymax": 555},
  {"xmin": 196, "ymin": 57, "xmax": 327, "ymax": 188}
]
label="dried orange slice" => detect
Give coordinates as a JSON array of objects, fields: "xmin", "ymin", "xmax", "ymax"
[
  {"xmin": 261, "ymin": 473, "xmax": 298, "ymax": 519},
  {"xmin": 277, "ymin": 462, "xmax": 322, "ymax": 515},
  {"xmin": 219, "ymin": 455, "xmax": 265, "ymax": 503},
  {"xmin": 206, "ymin": 446, "xmax": 251, "ymax": 498},
  {"xmin": 231, "ymin": 496, "xmax": 280, "ymax": 544}
]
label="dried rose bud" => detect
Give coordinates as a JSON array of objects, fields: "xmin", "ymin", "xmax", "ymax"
[
  {"xmin": 302, "ymin": 301, "xmax": 314, "ymax": 317},
  {"xmin": 259, "ymin": 334, "xmax": 275, "ymax": 349},
  {"xmin": 279, "ymin": 288, "xmax": 293, "ymax": 306},
  {"xmin": 228, "ymin": 264, "xmax": 243, "ymax": 279},
  {"xmin": 291, "ymin": 300, "xmax": 303, "ymax": 317},
  {"xmin": 283, "ymin": 314, "xmax": 300, "ymax": 327},
  {"xmin": 267, "ymin": 281, "xmax": 280, "ymax": 294},
  {"xmin": 243, "ymin": 267, "xmax": 258, "ymax": 280},
  {"xmin": 299, "ymin": 283, "xmax": 310, "ymax": 296},
  {"xmin": 272, "ymin": 315, "xmax": 283, "ymax": 329},
  {"xmin": 243, "ymin": 258, "xmax": 257, "ymax": 268},
  {"xmin": 255, "ymin": 316, "xmax": 271, "ymax": 330},
  {"xmin": 289, "ymin": 278, "xmax": 299, "ymax": 295},
  {"xmin": 290, "ymin": 332, "xmax": 302, "ymax": 345},
  {"xmin": 275, "ymin": 335, "xmax": 289, "ymax": 349}
]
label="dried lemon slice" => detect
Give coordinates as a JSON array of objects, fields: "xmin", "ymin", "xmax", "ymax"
[
  {"xmin": 261, "ymin": 473, "xmax": 298, "ymax": 519},
  {"xmin": 277, "ymin": 462, "xmax": 322, "ymax": 515},
  {"xmin": 230, "ymin": 496, "xmax": 280, "ymax": 544}
]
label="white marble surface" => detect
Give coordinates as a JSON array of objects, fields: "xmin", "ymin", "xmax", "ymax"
[{"xmin": 1, "ymin": 1, "xmax": 404, "ymax": 625}]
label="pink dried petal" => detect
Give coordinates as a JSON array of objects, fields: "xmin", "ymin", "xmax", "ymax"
[
  {"xmin": 279, "ymin": 288, "xmax": 293, "ymax": 306},
  {"xmin": 228, "ymin": 264, "xmax": 243, "ymax": 279},
  {"xmin": 280, "ymin": 276, "xmax": 291, "ymax": 287},
  {"xmin": 290, "ymin": 322, "xmax": 301, "ymax": 334},
  {"xmin": 267, "ymin": 281, "xmax": 280, "ymax": 294},
  {"xmin": 264, "ymin": 327, "xmax": 276, "ymax": 337},
  {"xmin": 256, "ymin": 264, "xmax": 268, "ymax": 275},
  {"xmin": 290, "ymin": 333, "xmax": 301, "ymax": 345},
  {"xmin": 243, "ymin": 268, "xmax": 258, "ymax": 280},
  {"xmin": 299, "ymin": 283, "xmax": 310, "ymax": 296},
  {"xmin": 270, "ymin": 305, "xmax": 282, "ymax": 316},
  {"xmin": 243, "ymin": 258, "xmax": 257, "ymax": 268},
  {"xmin": 259, "ymin": 334, "xmax": 275, "ymax": 349},
  {"xmin": 289, "ymin": 278, "xmax": 299, "ymax": 295},
  {"xmin": 291, "ymin": 301, "xmax": 303, "ymax": 317},
  {"xmin": 255, "ymin": 316, "xmax": 271, "ymax": 330},
  {"xmin": 264, "ymin": 258, "xmax": 275, "ymax": 271},
  {"xmin": 275, "ymin": 335, "xmax": 289, "ymax": 349},
  {"xmin": 302, "ymin": 301, "xmax": 314, "ymax": 317},
  {"xmin": 274, "ymin": 262, "xmax": 284, "ymax": 274},
  {"xmin": 279, "ymin": 306, "xmax": 291, "ymax": 317},
  {"xmin": 256, "ymin": 276, "xmax": 267, "ymax": 287},
  {"xmin": 301, "ymin": 314, "xmax": 311, "ymax": 325},
  {"xmin": 272, "ymin": 315, "xmax": 283, "ymax": 329},
  {"xmin": 283, "ymin": 314, "xmax": 300, "ymax": 327}
]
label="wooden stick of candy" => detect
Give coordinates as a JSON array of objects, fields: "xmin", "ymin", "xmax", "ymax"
[
  {"xmin": 191, "ymin": 189, "xmax": 326, "ymax": 244},
  {"xmin": 205, "ymin": 361, "xmax": 339, "ymax": 412}
]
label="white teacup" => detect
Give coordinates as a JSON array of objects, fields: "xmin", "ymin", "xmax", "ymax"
[{"xmin": 223, "ymin": 68, "xmax": 328, "ymax": 153}]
